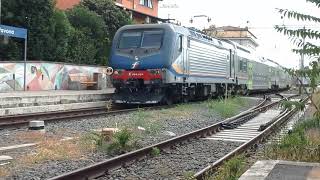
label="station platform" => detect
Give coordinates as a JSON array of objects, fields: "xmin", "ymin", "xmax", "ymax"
[
  {"xmin": 0, "ymin": 89, "xmax": 114, "ymax": 116},
  {"xmin": 239, "ymin": 160, "xmax": 320, "ymax": 180}
]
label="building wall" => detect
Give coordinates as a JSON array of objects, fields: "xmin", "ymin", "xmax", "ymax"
[
  {"xmin": 116, "ymin": 0, "xmax": 158, "ymax": 17},
  {"xmin": 0, "ymin": 61, "xmax": 111, "ymax": 92},
  {"xmin": 216, "ymin": 30, "xmax": 249, "ymax": 38},
  {"xmin": 56, "ymin": 0, "xmax": 81, "ymax": 10},
  {"xmin": 56, "ymin": 0, "xmax": 159, "ymax": 18}
]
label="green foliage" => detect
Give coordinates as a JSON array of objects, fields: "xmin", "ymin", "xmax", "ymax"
[
  {"xmin": 265, "ymin": 118, "xmax": 320, "ymax": 162},
  {"xmin": 81, "ymin": 0, "xmax": 132, "ymax": 38},
  {"xmin": 1, "ymin": 0, "xmax": 131, "ymax": 65},
  {"xmin": 150, "ymin": 147, "xmax": 161, "ymax": 156},
  {"xmin": 207, "ymin": 97, "xmax": 248, "ymax": 118},
  {"xmin": 81, "ymin": 0, "xmax": 132, "ymax": 64},
  {"xmin": 214, "ymin": 155, "xmax": 246, "ymax": 180},
  {"xmin": 50, "ymin": 9, "xmax": 73, "ymax": 61},
  {"xmin": 280, "ymin": 100, "xmax": 305, "ymax": 111},
  {"xmin": 107, "ymin": 128, "xmax": 137, "ymax": 155},
  {"xmin": 276, "ymin": 1, "xmax": 320, "ymax": 115},
  {"xmin": 81, "ymin": 131, "xmax": 105, "ymax": 147},
  {"xmin": 183, "ymin": 171, "xmax": 195, "ymax": 180},
  {"xmin": 0, "ymin": 40, "xmax": 22, "ymax": 60},
  {"xmin": 80, "ymin": 129, "xmax": 138, "ymax": 155},
  {"xmin": 66, "ymin": 6, "xmax": 108, "ymax": 65},
  {"xmin": 131, "ymin": 109, "xmax": 162, "ymax": 135},
  {"xmin": 1, "ymin": 0, "xmax": 56, "ymax": 61}
]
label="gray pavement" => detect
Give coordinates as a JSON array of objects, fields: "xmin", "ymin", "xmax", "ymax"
[{"xmin": 239, "ymin": 160, "xmax": 320, "ymax": 180}]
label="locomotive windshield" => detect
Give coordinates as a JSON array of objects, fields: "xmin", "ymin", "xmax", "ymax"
[{"xmin": 118, "ymin": 29, "xmax": 163, "ymax": 49}]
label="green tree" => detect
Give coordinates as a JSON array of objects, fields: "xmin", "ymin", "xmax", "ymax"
[
  {"xmin": 66, "ymin": 6, "xmax": 108, "ymax": 65},
  {"xmin": 81, "ymin": 0, "xmax": 132, "ymax": 64},
  {"xmin": 1, "ymin": 0, "xmax": 71, "ymax": 62},
  {"xmin": 275, "ymin": 0, "xmax": 320, "ymax": 116},
  {"xmin": 48, "ymin": 9, "xmax": 72, "ymax": 62}
]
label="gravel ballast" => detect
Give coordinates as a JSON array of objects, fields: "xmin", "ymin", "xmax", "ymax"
[
  {"xmin": 1, "ymin": 97, "xmax": 262, "ymax": 179},
  {"xmin": 102, "ymin": 140, "xmax": 243, "ymax": 180}
]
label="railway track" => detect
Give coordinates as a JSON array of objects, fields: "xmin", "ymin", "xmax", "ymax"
[
  {"xmin": 0, "ymin": 105, "xmax": 171, "ymax": 128},
  {"xmin": 48, "ymin": 94, "xmax": 305, "ymax": 180},
  {"xmin": 0, "ymin": 91, "xmax": 288, "ymax": 129},
  {"xmin": 0, "ymin": 93, "xmax": 275, "ymax": 129}
]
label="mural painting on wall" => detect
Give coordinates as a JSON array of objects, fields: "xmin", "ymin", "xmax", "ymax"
[{"xmin": 0, "ymin": 62, "xmax": 109, "ymax": 92}]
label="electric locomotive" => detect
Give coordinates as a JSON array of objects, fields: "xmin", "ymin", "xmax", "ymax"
[{"xmin": 109, "ymin": 23, "xmax": 290, "ymax": 104}]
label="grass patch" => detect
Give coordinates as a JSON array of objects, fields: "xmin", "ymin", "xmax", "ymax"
[
  {"xmin": 130, "ymin": 109, "xmax": 163, "ymax": 135},
  {"xmin": 150, "ymin": 147, "xmax": 161, "ymax": 156},
  {"xmin": 83, "ymin": 128, "xmax": 139, "ymax": 155},
  {"xmin": 265, "ymin": 117, "xmax": 320, "ymax": 162},
  {"xmin": 155, "ymin": 103, "xmax": 197, "ymax": 121},
  {"xmin": 183, "ymin": 171, "xmax": 195, "ymax": 180},
  {"xmin": 15, "ymin": 131, "xmax": 46, "ymax": 142},
  {"xmin": 207, "ymin": 97, "xmax": 248, "ymax": 118},
  {"xmin": 214, "ymin": 155, "xmax": 246, "ymax": 180},
  {"xmin": 0, "ymin": 167, "xmax": 9, "ymax": 177},
  {"xmin": 107, "ymin": 128, "xmax": 138, "ymax": 154},
  {"xmin": 20, "ymin": 138, "xmax": 84, "ymax": 165}
]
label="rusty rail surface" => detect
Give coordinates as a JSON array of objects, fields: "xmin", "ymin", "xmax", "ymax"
[{"xmin": 49, "ymin": 96, "xmax": 274, "ymax": 180}]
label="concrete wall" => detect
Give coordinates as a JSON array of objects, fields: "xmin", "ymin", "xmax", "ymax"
[{"xmin": 0, "ymin": 61, "xmax": 112, "ymax": 92}]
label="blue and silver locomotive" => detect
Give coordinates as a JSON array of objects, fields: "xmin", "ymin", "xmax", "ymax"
[{"xmin": 110, "ymin": 23, "xmax": 290, "ymax": 104}]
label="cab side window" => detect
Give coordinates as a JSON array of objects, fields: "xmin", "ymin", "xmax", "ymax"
[{"xmin": 178, "ymin": 35, "xmax": 183, "ymax": 52}]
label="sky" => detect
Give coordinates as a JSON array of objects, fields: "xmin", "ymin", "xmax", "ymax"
[{"xmin": 158, "ymin": 0, "xmax": 320, "ymax": 69}]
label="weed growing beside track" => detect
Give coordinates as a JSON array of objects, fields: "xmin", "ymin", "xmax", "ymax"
[
  {"xmin": 0, "ymin": 97, "xmax": 258, "ymax": 179},
  {"xmin": 204, "ymin": 155, "xmax": 246, "ymax": 180},
  {"xmin": 207, "ymin": 97, "xmax": 249, "ymax": 118},
  {"xmin": 265, "ymin": 117, "xmax": 320, "ymax": 162}
]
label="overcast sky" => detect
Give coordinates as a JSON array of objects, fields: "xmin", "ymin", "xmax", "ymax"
[{"xmin": 158, "ymin": 0, "xmax": 320, "ymax": 68}]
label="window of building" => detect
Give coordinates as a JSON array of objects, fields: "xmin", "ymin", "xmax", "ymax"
[{"xmin": 140, "ymin": 0, "xmax": 153, "ymax": 8}]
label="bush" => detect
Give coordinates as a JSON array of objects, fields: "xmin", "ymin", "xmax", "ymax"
[
  {"xmin": 107, "ymin": 128, "xmax": 138, "ymax": 155},
  {"xmin": 265, "ymin": 118, "xmax": 320, "ymax": 162}
]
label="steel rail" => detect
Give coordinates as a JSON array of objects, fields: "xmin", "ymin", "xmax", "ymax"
[
  {"xmin": 193, "ymin": 96, "xmax": 308, "ymax": 179},
  {"xmin": 0, "ymin": 105, "xmax": 172, "ymax": 128},
  {"xmin": 49, "ymin": 96, "xmax": 275, "ymax": 180}
]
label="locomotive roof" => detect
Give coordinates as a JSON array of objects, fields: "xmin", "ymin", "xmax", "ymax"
[{"xmin": 117, "ymin": 23, "xmax": 281, "ymax": 68}]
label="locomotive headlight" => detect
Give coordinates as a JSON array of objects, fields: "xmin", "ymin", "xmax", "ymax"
[{"xmin": 114, "ymin": 70, "xmax": 123, "ymax": 75}]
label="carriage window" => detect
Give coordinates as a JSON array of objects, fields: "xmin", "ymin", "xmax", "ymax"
[
  {"xmin": 239, "ymin": 59, "xmax": 247, "ymax": 72},
  {"xmin": 141, "ymin": 30, "xmax": 163, "ymax": 48},
  {"xmin": 118, "ymin": 32, "xmax": 142, "ymax": 49}
]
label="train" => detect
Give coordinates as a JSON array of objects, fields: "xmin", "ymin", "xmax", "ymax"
[{"xmin": 109, "ymin": 23, "xmax": 291, "ymax": 104}]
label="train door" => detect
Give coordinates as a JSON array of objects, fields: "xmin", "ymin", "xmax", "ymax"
[
  {"xmin": 181, "ymin": 35, "xmax": 188, "ymax": 76},
  {"xmin": 229, "ymin": 49, "xmax": 235, "ymax": 80}
]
